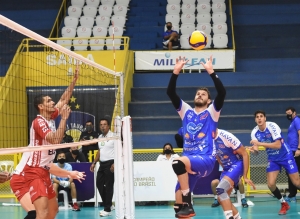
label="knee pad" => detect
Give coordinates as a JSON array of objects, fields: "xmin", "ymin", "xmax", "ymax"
[
  {"xmin": 172, "ymin": 160, "xmax": 186, "ymax": 176},
  {"xmin": 216, "ymin": 179, "xmax": 231, "ymax": 201},
  {"xmin": 173, "ymin": 203, "xmax": 182, "ymax": 213},
  {"xmin": 24, "ymin": 210, "xmax": 36, "ymax": 219}
]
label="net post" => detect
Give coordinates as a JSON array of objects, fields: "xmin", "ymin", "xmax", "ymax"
[
  {"xmin": 122, "ymin": 116, "xmax": 135, "ymax": 219},
  {"xmin": 114, "ymin": 116, "xmax": 125, "ymax": 218},
  {"xmin": 120, "ymin": 73, "xmax": 124, "ymax": 118}
]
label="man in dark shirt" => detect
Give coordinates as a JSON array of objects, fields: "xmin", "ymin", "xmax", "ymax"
[
  {"xmin": 163, "ymin": 22, "xmax": 180, "ymax": 50},
  {"xmin": 66, "ymin": 146, "xmax": 86, "ymax": 163},
  {"xmin": 79, "ymin": 120, "xmax": 99, "ymax": 161}
]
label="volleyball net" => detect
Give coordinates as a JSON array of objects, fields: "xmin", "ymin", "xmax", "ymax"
[{"xmin": 0, "ymin": 14, "xmax": 134, "ymax": 219}]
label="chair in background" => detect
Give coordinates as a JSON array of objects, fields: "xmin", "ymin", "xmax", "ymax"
[
  {"xmin": 99, "ymin": 5, "xmax": 113, "ymax": 17},
  {"xmin": 101, "ymin": 0, "xmax": 115, "ymax": 6},
  {"xmin": 96, "ymin": 15, "xmax": 110, "ymax": 27},
  {"xmin": 80, "ymin": 16, "xmax": 95, "ymax": 28},
  {"xmin": 181, "ymin": 4, "xmax": 196, "ymax": 14},
  {"xmin": 167, "ymin": 0, "xmax": 180, "ymax": 4},
  {"xmin": 83, "ymin": 6, "xmax": 98, "ymax": 17},
  {"xmin": 165, "ymin": 14, "xmax": 180, "ymax": 27},
  {"xmin": 197, "ymin": 3, "xmax": 211, "ymax": 14},
  {"xmin": 180, "ymin": 34, "xmax": 191, "ymax": 49},
  {"xmin": 116, "ymin": 0, "xmax": 130, "ymax": 6},
  {"xmin": 197, "ymin": 13, "xmax": 211, "ymax": 23},
  {"xmin": 113, "ymin": 4, "xmax": 128, "ymax": 16},
  {"xmin": 181, "ymin": 13, "xmax": 195, "ymax": 25},
  {"xmin": 182, "ymin": 0, "xmax": 196, "ymax": 4},
  {"xmin": 212, "ymin": 23, "xmax": 227, "ymax": 34},
  {"xmin": 106, "ymin": 38, "xmax": 121, "ymax": 50},
  {"xmin": 64, "ymin": 16, "xmax": 79, "ymax": 28},
  {"xmin": 108, "ymin": 25, "xmax": 124, "ymax": 36},
  {"xmin": 111, "ymin": 15, "xmax": 126, "ymax": 27},
  {"xmin": 166, "ymin": 4, "xmax": 181, "ymax": 15},
  {"xmin": 213, "ymin": 34, "xmax": 228, "ymax": 48},
  {"xmin": 90, "ymin": 38, "xmax": 105, "ymax": 50},
  {"xmin": 68, "ymin": 6, "xmax": 82, "ymax": 18},
  {"xmin": 212, "ymin": 12, "xmax": 227, "ymax": 23},
  {"xmin": 204, "ymin": 34, "xmax": 212, "ymax": 49},
  {"xmin": 57, "ymin": 39, "xmax": 73, "ymax": 50},
  {"xmin": 212, "ymin": 2, "xmax": 226, "ymax": 13},
  {"xmin": 196, "ymin": 23, "xmax": 211, "ymax": 36},
  {"xmin": 0, "ymin": 161, "xmax": 14, "ymax": 173},
  {"xmin": 86, "ymin": 0, "xmax": 101, "ymax": 7},
  {"xmin": 61, "ymin": 27, "xmax": 77, "ymax": 37},
  {"xmin": 93, "ymin": 26, "xmax": 108, "ymax": 37},
  {"xmin": 71, "ymin": 0, "xmax": 85, "ymax": 8},
  {"xmin": 180, "ymin": 23, "xmax": 195, "ymax": 35}
]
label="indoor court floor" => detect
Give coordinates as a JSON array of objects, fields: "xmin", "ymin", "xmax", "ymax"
[{"xmin": 1, "ymin": 196, "xmax": 300, "ymax": 218}]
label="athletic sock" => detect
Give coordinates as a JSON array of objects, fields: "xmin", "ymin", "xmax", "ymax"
[
  {"xmin": 214, "ymin": 195, "xmax": 218, "ymax": 199},
  {"xmin": 72, "ymin": 198, "xmax": 77, "ymax": 204},
  {"xmin": 24, "ymin": 210, "xmax": 36, "ymax": 219},
  {"xmin": 271, "ymin": 187, "xmax": 283, "ymax": 200},
  {"xmin": 233, "ymin": 212, "xmax": 242, "ymax": 219},
  {"xmin": 224, "ymin": 210, "xmax": 233, "ymax": 219},
  {"xmin": 241, "ymin": 193, "xmax": 245, "ymax": 199}
]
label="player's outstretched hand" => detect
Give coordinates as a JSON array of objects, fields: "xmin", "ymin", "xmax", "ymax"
[
  {"xmin": 68, "ymin": 171, "xmax": 86, "ymax": 183},
  {"xmin": 247, "ymin": 146, "xmax": 259, "ymax": 155},
  {"xmin": 244, "ymin": 177, "xmax": 256, "ymax": 190},
  {"xmin": 173, "ymin": 56, "xmax": 189, "ymax": 75},
  {"xmin": 0, "ymin": 171, "xmax": 10, "ymax": 183},
  {"xmin": 200, "ymin": 55, "xmax": 214, "ymax": 74}
]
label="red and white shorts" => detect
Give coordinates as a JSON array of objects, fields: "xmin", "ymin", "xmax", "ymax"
[
  {"xmin": 10, "ymin": 173, "xmax": 29, "ymax": 201},
  {"xmin": 23, "ymin": 165, "xmax": 56, "ymax": 203}
]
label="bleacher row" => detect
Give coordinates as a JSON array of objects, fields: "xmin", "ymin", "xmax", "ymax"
[
  {"xmin": 165, "ymin": 0, "xmax": 228, "ymax": 49},
  {"xmin": 57, "ymin": 0, "xmax": 129, "ymax": 50}
]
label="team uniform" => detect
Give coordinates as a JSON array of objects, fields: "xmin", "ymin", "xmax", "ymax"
[
  {"xmin": 251, "ymin": 122, "xmax": 298, "ymax": 174},
  {"xmin": 214, "ymin": 129, "xmax": 243, "ymax": 186},
  {"xmin": 175, "ymin": 100, "xmax": 220, "ymax": 192},
  {"xmin": 23, "ymin": 108, "xmax": 59, "ymax": 202},
  {"xmin": 10, "ymin": 152, "xmax": 30, "ymax": 201}
]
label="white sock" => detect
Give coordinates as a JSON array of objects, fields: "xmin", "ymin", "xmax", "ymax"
[
  {"xmin": 214, "ymin": 195, "xmax": 218, "ymax": 199},
  {"xmin": 224, "ymin": 210, "xmax": 233, "ymax": 219},
  {"xmin": 72, "ymin": 198, "xmax": 77, "ymax": 204},
  {"xmin": 181, "ymin": 188, "xmax": 190, "ymax": 196},
  {"xmin": 280, "ymin": 197, "xmax": 285, "ymax": 203},
  {"xmin": 241, "ymin": 193, "xmax": 245, "ymax": 199},
  {"xmin": 234, "ymin": 212, "xmax": 241, "ymax": 219}
]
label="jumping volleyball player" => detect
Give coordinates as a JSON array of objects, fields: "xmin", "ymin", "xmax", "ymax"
[
  {"xmin": 21, "ymin": 67, "xmax": 79, "ymax": 219},
  {"xmin": 167, "ymin": 55, "xmax": 226, "ymax": 218},
  {"xmin": 10, "ymin": 151, "xmax": 85, "ymax": 219}
]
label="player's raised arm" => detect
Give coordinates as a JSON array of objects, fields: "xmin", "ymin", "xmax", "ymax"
[
  {"xmin": 167, "ymin": 56, "xmax": 189, "ymax": 109},
  {"xmin": 55, "ymin": 65, "xmax": 79, "ymax": 110},
  {"xmin": 201, "ymin": 55, "xmax": 226, "ymax": 111}
]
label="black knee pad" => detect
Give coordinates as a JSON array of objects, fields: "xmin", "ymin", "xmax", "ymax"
[
  {"xmin": 172, "ymin": 160, "xmax": 186, "ymax": 175},
  {"xmin": 24, "ymin": 210, "xmax": 36, "ymax": 219},
  {"xmin": 173, "ymin": 203, "xmax": 182, "ymax": 213}
]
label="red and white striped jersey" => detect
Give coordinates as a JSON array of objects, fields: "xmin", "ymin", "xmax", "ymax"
[{"xmin": 27, "ymin": 108, "xmax": 59, "ymax": 169}]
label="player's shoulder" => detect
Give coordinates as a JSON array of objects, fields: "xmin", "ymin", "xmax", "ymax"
[
  {"xmin": 251, "ymin": 126, "xmax": 259, "ymax": 134},
  {"xmin": 266, "ymin": 121, "xmax": 280, "ymax": 130}
]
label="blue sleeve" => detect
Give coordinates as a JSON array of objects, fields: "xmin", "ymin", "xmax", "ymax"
[{"xmin": 294, "ymin": 118, "xmax": 300, "ymax": 131}]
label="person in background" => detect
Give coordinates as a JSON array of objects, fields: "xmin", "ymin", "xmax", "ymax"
[
  {"xmin": 65, "ymin": 146, "xmax": 87, "ymax": 163},
  {"xmin": 284, "ymin": 106, "xmax": 300, "ymax": 202},
  {"xmin": 80, "ymin": 120, "xmax": 99, "ymax": 161},
  {"xmin": 157, "ymin": 143, "xmax": 180, "ymax": 162},
  {"xmin": 163, "ymin": 22, "xmax": 180, "ymax": 50},
  {"xmin": 52, "ymin": 151, "xmax": 80, "ymax": 211}
]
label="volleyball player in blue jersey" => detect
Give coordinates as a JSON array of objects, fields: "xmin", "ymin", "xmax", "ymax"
[
  {"xmin": 167, "ymin": 56, "xmax": 226, "ymax": 218},
  {"xmin": 250, "ymin": 110, "xmax": 300, "ymax": 215},
  {"xmin": 214, "ymin": 128, "xmax": 255, "ymax": 219}
]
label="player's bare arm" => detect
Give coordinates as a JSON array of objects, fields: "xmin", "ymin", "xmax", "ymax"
[
  {"xmin": 236, "ymin": 146, "xmax": 256, "ymax": 190},
  {"xmin": 250, "ymin": 139, "xmax": 281, "ymax": 149},
  {"xmin": 49, "ymin": 163, "xmax": 85, "ymax": 182},
  {"xmin": 46, "ymin": 104, "xmax": 71, "ymax": 144},
  {"xmin": 55, "ymin": 65, "xmax": 79, "ymax": 110}
]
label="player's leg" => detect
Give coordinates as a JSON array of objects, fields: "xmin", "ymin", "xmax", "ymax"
[
  {"xmin": 20, "ymin": 193, "xmax": 36, "ymax": 219},
  {"xmin": 267, "ymin": 170, "xmax": 290, "ymax": 215},
  {"xmin": 47, "ymin": 197, "xmax": 59, "ymax": 219},
  {"xmin": 216, "ymin": 176, "xmax": 235, "ymax": 219},
  {"xmin": 237, "ymin": 179, "xmax": 248, "ymax": 208},
  {"xmin": 52, "ymin": 182, "xmax": 59, "ymax": 199},
  {"xmin": 102, "ymin": 164, "xmax": 114, "ymax": 216},
  {"xmin": 70, "ymin": 182, "xmax": 80, "ymax": 211},
  {"xmin": 211, "ymin": 179, "xmax": 220, "ymax": 207}
]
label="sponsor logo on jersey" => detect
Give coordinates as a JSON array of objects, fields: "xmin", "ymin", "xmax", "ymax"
[
  {"xmin": 269, "ymin": 123, "xmax": 279, "ymax": 137},
  {"xmin": 199, "ymin": 112, "xmax": 208, "ymax": 120},
  {"xmin": 223, "ymin": 155, "xmax": 229, "ymax": 159},
  {"xmin": 197, "ymin": 132, "xmax": 205, "ymax": 138},
  {"xmin": 187, "ymin": 122, "xmax": 203, "ymax": 134},
  {"xmin": 187, "ymin": 112, "xmax": 193, "ymax": 120},
  {"xmin": 219, "ymin": 131, "xmax": 239, "ymax": 147},
  {"xmin": 185, "ymin": 133, "xmax": 190, "ymax": 139}
]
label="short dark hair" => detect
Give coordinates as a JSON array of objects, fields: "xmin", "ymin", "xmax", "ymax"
[
  {"xmin": 166, "ymin": 22, "xmax": 172, "ymax": 26},
  {"xmin": 100, "ymin": 118, "xmax": 110, "ymax": 126},
  {"xmin": 285, "ymin": 107, "xmax": 296, "ymax": 113},
  {"xmin": 56, "ymin": 150, "xmax": 65, "ymax": 157},
  {"xmin": 162, "ymin": 143, "xmax": 176, "ymax": 155},
  {"xmin": 254, "ymin": 110, "xmax": 266, "ymax": 117},
  {"xmin": 86, "ymin": 120, "xmax": 93, "ymax": 125},
  {"xmin": 34, "ymin": 94, "xmax": 47, "ymax": 112},
  {"xmin": 196, "ymin": 87, "xmax": 211, "ymax": 99}
]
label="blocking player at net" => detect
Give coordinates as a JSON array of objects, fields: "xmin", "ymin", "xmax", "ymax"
[
  {"xmin": 214, "ymin": 128, "xmax": 255, "ymax": 219},
  {"xmin": 167, "ymin": 56, "xmax": 226, "ymax": 218},
  {"xmin": 249, "ymin": 110, "xmax": 300, "ymax": 215},
  {"xmin": 22, "ymin": 66, "xmax": 79, "ymax": 219}
]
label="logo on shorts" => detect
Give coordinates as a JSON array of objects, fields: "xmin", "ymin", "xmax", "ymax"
[
  {"xmin": 288, "ymin": 160, "xmax": 293, "ymax": 164},
  {"xmin": 29, "ymin": 186, "xmax": 34, "ymax": 192}
]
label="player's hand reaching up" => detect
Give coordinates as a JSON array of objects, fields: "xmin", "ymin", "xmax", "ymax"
[
  {"xmin": 60, "ymin": 104, "xmax": 71, "ymax": 120},
  {"xmin": 200, "ymin": 55, "xmax": 214, "ymax": 74},
  {"xmin": 173, "ymin": 56, "xmax": 189, "ymax": 75}
]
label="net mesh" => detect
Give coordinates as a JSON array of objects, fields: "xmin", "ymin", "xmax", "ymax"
[{"xmin": 0, "ymin": 16, "xmax": 122, "ymax": 197}]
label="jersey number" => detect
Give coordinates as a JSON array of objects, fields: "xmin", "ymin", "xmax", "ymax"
[{"xmin": 48, "ymin": 150, "xmax": 56, "ymax": 155}]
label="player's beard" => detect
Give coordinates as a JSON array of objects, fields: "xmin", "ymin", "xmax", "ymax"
[{"xmin": 194, "ymin": 99, "xmax": 207, "ymax": 107}]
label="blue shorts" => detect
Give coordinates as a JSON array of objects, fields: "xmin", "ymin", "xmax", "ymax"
[
  {"xmin": 267, "ymin": 155, "xmax": 298, "ymax": 174},
  {"xmin": 220, "ymin": 160, "xmax": 243, "ymax": 187},
  {"xmin": 175, "ymin": 155, "xmax": 215, "ymax": 192}
]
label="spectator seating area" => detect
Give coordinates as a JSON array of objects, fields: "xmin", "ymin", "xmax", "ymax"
[
  {"xmin": 166, "ymin": 0, "xmax": 228, "ymax": 49},
  {"xmin": 57, "ymin": 0, "xmax": 129, "ymax": 50}
]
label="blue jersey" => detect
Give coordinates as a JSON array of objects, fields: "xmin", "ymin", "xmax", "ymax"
[
  {"xmin": 214, "ymin": 129, "xmax": 242, "ymax": 170},
  {"xmin": 163, "ymin": 30, "xmax": 178, "ymax": 40},
  {"xmin": 178, "ymin": 100, "xmax": 220, "ymax": 156},
  {"xmin": 287, "ymin": 116, "xmax": 300, "ymax": 151},
  {"xmin": 251, "ymin": 122, "xmax": 291, "ymax": 162}
]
